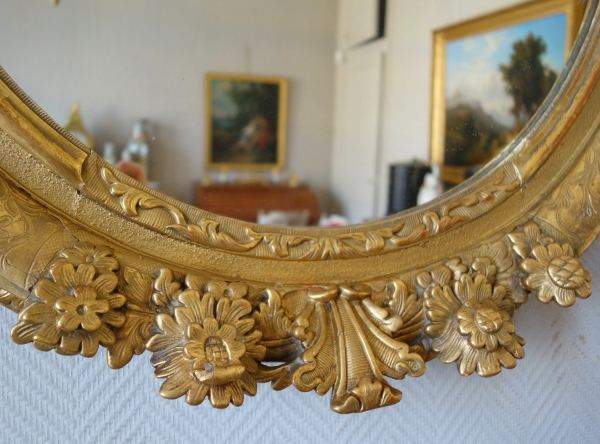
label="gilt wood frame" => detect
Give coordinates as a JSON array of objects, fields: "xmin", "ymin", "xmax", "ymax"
[{"xmin": 0, "ymin": 2, "xmax": 599, "ymax": 414}]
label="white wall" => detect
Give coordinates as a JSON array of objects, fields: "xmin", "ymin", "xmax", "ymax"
[{"xmin": 0, "ymin": 0, "xmax": 337, "ymax": 207}]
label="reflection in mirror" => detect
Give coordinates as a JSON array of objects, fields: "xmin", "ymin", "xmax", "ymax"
[{"xmin": 0, "ymin": 0, "xmax": 582, "ymax": 226}]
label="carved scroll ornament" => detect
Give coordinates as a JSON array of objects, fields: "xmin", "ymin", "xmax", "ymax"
[{"xmin": 0, "ymin": 0, "xmax": 600, "ymax": 414}]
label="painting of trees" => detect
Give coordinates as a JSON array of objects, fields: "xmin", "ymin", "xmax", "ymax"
[{"xmin": 500, "ymin": 33, "xmax": 558, "ymax": 132}]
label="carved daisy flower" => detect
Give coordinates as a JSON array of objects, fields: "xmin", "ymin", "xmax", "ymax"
[
  {"xmin": 520, "ymin": 242, "xmax": 592, "ymax": 307},
  {"xmin": 54, "ymin": 241, "xmax": 119, "ymax": 273},
  {"xmin": 147, "ymin": 288, "xmax": 266, "ymax": 408},
  {"xmin": 424, "ymin": 273, "xmax": 524, "ymax": 377},
  {"xmin": 11, "ymin": 262, "xmax": 126, "ymax": 357}
]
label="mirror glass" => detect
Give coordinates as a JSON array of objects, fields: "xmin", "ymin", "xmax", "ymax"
[{"xmin": 0, "ymin": 0, "xmax": 579, "ymax": 226}]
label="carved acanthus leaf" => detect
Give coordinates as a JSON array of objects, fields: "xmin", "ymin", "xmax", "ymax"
[
  {"xmin": 107, "ymin": 267, "xmax": 154, "ymax": 369},
  {"xmin": 101, "ymin": 168, "xmax": 186, "ymax": 224}
]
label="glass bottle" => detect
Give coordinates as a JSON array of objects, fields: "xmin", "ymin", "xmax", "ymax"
[{"xmin": 122, "ymin": 120, "xmax": 150, "ymax": 180}]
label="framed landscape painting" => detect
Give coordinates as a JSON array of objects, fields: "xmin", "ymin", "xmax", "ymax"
[
  {"xmin": 430, "ymin": 0, "xmax": 583, "ymax": 184},
  {"xmin": 205, "ymin": 73, "xmax": 287, "ymax": 170}
]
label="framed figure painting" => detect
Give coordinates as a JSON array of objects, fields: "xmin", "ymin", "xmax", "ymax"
[
  {"xmin": 205, "ymin": 73, "xmax": 287, "ymax": 170},
  {"xmin": 430, "ymin": 0, "xmax": 584, "ymax": 184}
]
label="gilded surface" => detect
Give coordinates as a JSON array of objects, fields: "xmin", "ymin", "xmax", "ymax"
[{"xmin": 0, "ymin": 1, "xmax": 599, "ymax": 414}]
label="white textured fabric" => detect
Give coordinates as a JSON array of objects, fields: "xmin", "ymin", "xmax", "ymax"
[{"xmin": 0, "ymin": 244, "xmax": 599, "ymax": 444}]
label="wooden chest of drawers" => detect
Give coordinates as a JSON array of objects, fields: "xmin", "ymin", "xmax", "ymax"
[{"xmin": 195, "ymin": 183, "xmax": 320, "ymax": 225}]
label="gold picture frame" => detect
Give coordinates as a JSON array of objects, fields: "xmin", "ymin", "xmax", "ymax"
[
  {"xmin": 205, "ymin": 73, "xmax": 288, "ymax": 171},
  {"xmin": 0, "ymin": 1, "xmax": 599, "ymax": 416},
  {"xmin": 431, "ymin": 0, "xmax": 584, "ymax": 184}
]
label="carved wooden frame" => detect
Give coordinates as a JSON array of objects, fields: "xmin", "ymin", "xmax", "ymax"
[{"xmin": 0, "ymin": 1, "xmax": 599, "ymax": 414}]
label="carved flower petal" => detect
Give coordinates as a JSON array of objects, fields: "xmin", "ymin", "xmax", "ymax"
[
  {"xmin": 245, "ymin": 341, "xmax": 267, "ymax": 362},
  {"xmin": 101, "ymin": 310, "xmax": 126, "ymax": 328},
  {"xmin": 88, "ymin": 299, "xmax": 110, "ymax": 315},
  {"xmin": 435, "ymin": 333, "xmax": 463, "ymax": 363},
  {"xmin": 217, "ymin": 299, "xmax": 252, "ymax": 325},
  {"xmin": 416, "ymin": 271, "xmax": 433, "ymax": 289},
  {"xmin": 203, "ymin": 317, "xmax": 219, "ymax": 336},
  {"xmin": 474, "ymin": 275, "xmax": 492, "ymax": 303},
  {"xmin": 92, "ymin": 273, "xmax": 119, "ymax": 296},
  {"xmin": 432, "ymin": 266, "xmax": 454, "ymax": 286},
  {"xmin": 59, "ymin": 334, "xmax": 82, "ymax": 354},
  {"xmin": 226, "ymin": 282, "xmax": 248, "ymax": 299},
  {"xmin": 561, "ymin": 243, "xmax": 574, "ymax": 257},
  {"xmin": 185, "ymin": 322, "xmax": 205, "ymax": 342},
  {"xmin": 520, "ymin": 259, "xmax": 546, "ymax": 277},
  {"xmin": 147, "ymin": 315, "xmax": 183, "ymax": 352},
  {"xmin": 496, "ymin": 328, "xmax": 513, "ymax": 347},
  {"xmin": 461, "ymin": 299, "xmax": 479, "ymax": 311},
  {"xmin": 547, "ymin": 243, "xmax": 563, "ymax": 260},
  {"xmin": 54, "ymin": 295, "xmax": 79, "ymax": 312},
  {"xmin": 33, "ymin": 323, "xmax": 61, "ymax": 346},
  {"xmin": 209, "ymin": 385, "xmax": 232, "ymax": 409},
  {"xmin": 33, "ymin": 278, "xmax": 65, "ymax": 303},
  {"xmin": 424, "ymin": 323, "xmax": 447, "ymax": 338},
  {"xmin": 217, "ymin": 323, "xmax": 237, "ymax": 342},
  {"xmin": 229, "ymin": 381, "xmax": 245, "ymax": 407},
  {"xmin": 553, "ymin": 287, "xmax": 577, "ymax": 307},
  {"xmin": 458, "ymin": 351, "xmax": 478, "ymax": 376},
  {"xmin": 94, "ymin": 324, "xmax": 116, "ymax": 346},
  {"xmin": 234, "ymin": 318, "xmax": 254, "ymax": 337},
  {"xmin": 186, "ymin": 383, "xmax": 210, "ymax": 406},
  {"xmin": 239, "ymin": 370, "xmax": 258, "ymax": 396},
  {"xmin": 240, "ymin": 354, "xmax": 258, "ymax": 374},
  {"xmin": 505, "ymin": 334, "xmax": 526, "ymax": 358},
  {"xmin": 522, "ymin": 274, "xmax": 545, "ymax": 291},
  {"xmin": 178, "ymin": 289, "xmax": 205, "ymax": 322},
  {"xmin": 152, "ymin": 347, "xmax": 187, "ymax": 377},
  {"xmin": 424, "ymin": 286, "xmax": 460, "ymax": 322},
  {"xmin": 483, "ymin": 332, "xmax": 499, "ymax": 352},
  {"xmin": 206, "ymin": 281, "xmax": 228, "ymax": 298},
  {"xmin": 469, "ymin": 329, "xmax": 492, "ymax": 350},
  {"xmin": 104, "ymin": 293, "xmax": 127, "ymax": 310},
  {"xmin": 160, "ymin": 370, "xmax": 196, "ymax": 400},
  {"xmin": 93, "ymin": 256, "xmax": 119, "ymax": 273},
  {"xmin": 522, "ymin": 221, "xmax": 542, "ymax": 241},
  {"xmin": 184, "ymin": 341, "xmax": 207, "ymax": 361},
  {"xmin": 74, "ymin": 264, "xmax": 95, "ymax": 286},
  {"xmin": 508, "ymin": 232, "xmax": 530, "ymax": 259},
  {"xmin": 174, "ymin": 306, "xmax": 196, "ymax": 327},
  {"xmin": 225, "ymin": 339, "xmax": 246, "ymax": 361},
  {"xmin": 80, "ymin": 333, "xmax": 101, "ymax": 357},
  {"xmin": 50, "ymin": 263, "xmax": 77, "ymax": 287},
  {"xmin": 33, "ymin": 341, "xmax": 55, "ymax": 352},
  {"xmin": 457, "ymin": 318, "xmax": 477, "ymax": 337},
  {"xmin": 80, "ymin": 314, "xmax": 103, "ymax": 332},
  {"xmin": 473, "ymin": 348, "xmax": 516, "ymax": 377},
  {"xmin": 489, "ymin": 286, "xmax": 507, "ymax": 306},
  {"xmin": 10, "ymin": 321, "xmax": 38, "ymax": 344},
  {"xmin": 536, "ymin": 282, "xmax": 556, "ymax": 304},
  {"xmin": 530, "ymin": 245, "xmax": 551, "ymax": 264},
  {"xmin": 184, "ymin": 274, "xmax": 205, "ymax": 292},
  {"xmin": 576, "ymin": 281, "xmax": 592, "ymax": 299},
  {"xmin": 57, "ymin": 312, "xmax": 83, "ymax": 332},
  {"xmin": 19, "ymin": 302, "xmax": 55, "ymax": 324}
]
